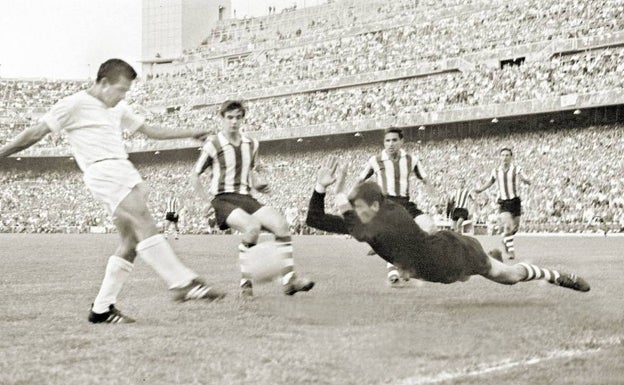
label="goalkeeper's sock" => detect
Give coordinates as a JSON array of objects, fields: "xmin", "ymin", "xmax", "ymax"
[{"xmin": 517, "ymin": 263, "xmax": 559, "ymax": 284}]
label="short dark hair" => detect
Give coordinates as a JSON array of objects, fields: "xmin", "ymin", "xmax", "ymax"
[
  {"xmin": 500, "ymin": 147, "xmax": 513, "ymax": 156},
  {"xmin": 219, "ymin": 100, "xmax": 246, "ymax": 117},
  {"xmin": 384, "ymin": 127, "xmax": 403, "ymax": 139},
  {"xmin": 96, "ymin": 59, "xmax": 137, "ymax": 84},
  {"xmin": 348, "ymin": 181, "xmax": 384, "ymax": 205}
]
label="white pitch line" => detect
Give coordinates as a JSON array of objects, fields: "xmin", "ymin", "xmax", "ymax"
[{"xmin": 396, "ymin": 340, "xmax": 621, "ymax": 385}]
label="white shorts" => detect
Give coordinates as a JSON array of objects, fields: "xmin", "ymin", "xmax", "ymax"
[{"xmin": 83, "ymin": 159, "xmax": 144, "ymax": 214}]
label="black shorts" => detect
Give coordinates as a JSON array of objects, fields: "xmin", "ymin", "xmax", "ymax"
[
  {"xmin": 498, "ymin": 197, "xmax": 522, "ymax": 217},
  {"xmin": 165, "ymin": 212, "xmax": 179, "ymax": 223},
  {"xmin": 212, "ymin": 193, "xmax": 263, "ymax": 230},
  {"xmin": 397, "ymin": 231, "xmax": 491, "ymax": 284},
  {"xmin": 387, "ymin": 196, "xmax": 423, "ymax": 218},
  {"xmin": 451, "ymin": 207, "xmax": 469, "ymax": 221}
]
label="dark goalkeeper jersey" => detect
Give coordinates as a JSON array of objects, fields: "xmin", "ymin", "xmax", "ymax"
[{"xmin": 306, "ymin": 190, "xmax": 491, "ymax": 283}]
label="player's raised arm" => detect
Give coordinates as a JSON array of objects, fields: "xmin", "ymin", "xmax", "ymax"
[
  {"xmin": 306, "ymin": 157, "xmax": 350, "ymax": 234},
  {"xmin": 0, "ymin": 120, "xmax": 51, "ymax": 158}
]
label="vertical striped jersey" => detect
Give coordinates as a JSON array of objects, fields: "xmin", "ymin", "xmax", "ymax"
[
  {"xmin": 454, "ymin": 188, "xmax": 472, "ymax": 209},
  {"xmin": 359, "ymin": 149, "xmax": 424, "ymax": 198},
  {"xmin": 490, "ymin": 164, "xmax": 525, "ymax": 200},
  {"xmin": 194, "ymin": 132, "xmax": 259, "ymax": 196},
  {"xmin": 166, "ymin": 196, "xmax": 178, "ymax": 213}
]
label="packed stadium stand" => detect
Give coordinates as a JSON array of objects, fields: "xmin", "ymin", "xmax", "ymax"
[{"xmin": 1, "ymin": 0, "xmax": 623, "ymax": 233}]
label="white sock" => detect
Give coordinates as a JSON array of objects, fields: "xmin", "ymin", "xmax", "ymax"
[
  {"xmin": 92, "ymin": 256, "xmax": 133, "ymax": 314},
  {"xmin": 137, "ymin": 234, "xmax": 197, "ymax": 289}
]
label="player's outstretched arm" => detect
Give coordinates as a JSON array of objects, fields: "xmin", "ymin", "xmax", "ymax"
[
  {"xmin": 473, "ymin": 178, "xmax": 495, "ymax": 195},
  {"xmin": 0, "ymin": 121, "xmax": 51, "ymax": 158},
  {"xmin": 137, "ymin": 123, "xmax": 210, "ymax": 141}
]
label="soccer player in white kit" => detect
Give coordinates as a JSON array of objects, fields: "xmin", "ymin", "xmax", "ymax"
[{"xmin": 0, "ymin": 59, "xmax": 225, "ymax": 324}]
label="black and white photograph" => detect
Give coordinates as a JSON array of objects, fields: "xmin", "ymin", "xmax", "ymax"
[{"xmin": 1, "ymin": 0, "xmax": 623, "ymax": 384}]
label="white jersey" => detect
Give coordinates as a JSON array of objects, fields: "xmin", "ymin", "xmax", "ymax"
[{"xmin": 41, "ymin": 91, "xmax": 144, "ymax": 171}]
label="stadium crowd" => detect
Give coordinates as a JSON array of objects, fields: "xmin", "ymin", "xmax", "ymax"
[
  {"xmin": 1, "ymin": 124, "xmax": 622, "ymax": 234},
  {"xmin": 3, "ymin": 44, "xmax": 623, "ymax": 154},
  {"xmin": 1, "ymin": 0, "xmax": 623, "ymax": 234}
]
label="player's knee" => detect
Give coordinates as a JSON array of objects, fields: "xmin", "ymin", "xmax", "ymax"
[
  {"xmin": 272, "ymin": 219, "xmax": 291, "ymax": 237},
  {"xmin": 242, "ymin": 219, "xmax": 262, "ymax": 239},
  {"xmin": 115, "ymin": 242, "xmax": 137, "ymax": 262}
]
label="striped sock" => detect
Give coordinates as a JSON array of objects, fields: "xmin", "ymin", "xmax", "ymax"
[
  {"xmin": 518, "ymin": 263, "xmax": 560, "ymax": 284},
  {"xmin": 503, "ymin": 235, "xmax": 515, "ymax": 254},
  {"xmin": 275, "ymin": 235, "xmax": 295, "ymax": 285},
  {"xmin": 387, "ymin": 262, "xmax": 399, "ymax": 278},
  {"xmin": 238, "ymin": 243, "xmax": 254, "ymax": 287}
]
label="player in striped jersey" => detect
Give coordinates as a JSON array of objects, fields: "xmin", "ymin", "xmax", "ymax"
[
  {"xmin": 357, "ymin": 128, "xmax": 437, "ymax": 286},
  {"xmin": 164, "ymin": 191, "xmax": 180, "ymax": 240},
  {"xmin": 474, "ymin": 147, "xmax": 531, "ymax": 260},
  {"xmin": 191, "ymin": 100, "xmax": 314, "ymax": 298},
  {"xmin": 450, "ymin": 178, "xmax": 475, "ymax": 233}
]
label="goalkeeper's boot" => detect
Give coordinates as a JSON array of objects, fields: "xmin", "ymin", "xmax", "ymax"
[
  {"xmin": 556, "ymin": 273, "xmax": 590, "ymax": 292},
  {"xmin": 88, "ymin": 304, "xmax": 135, "ymax": 324}
]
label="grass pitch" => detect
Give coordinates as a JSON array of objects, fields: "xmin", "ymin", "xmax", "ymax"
[{"xmin": 1, "ymin": 233, "xmax": 623, "ymax": 385}]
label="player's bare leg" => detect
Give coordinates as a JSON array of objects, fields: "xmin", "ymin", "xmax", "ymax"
[
  {"xmin": 253, "ymin": 206, "xmax": 314, "ymax": 296},
  {"xmin": 500, "ymin": 212, "xmax": 517, "ymax": 259},
  {"xmin": 226, "ymin": 209, "xmax": 262, "ymax": 298}
]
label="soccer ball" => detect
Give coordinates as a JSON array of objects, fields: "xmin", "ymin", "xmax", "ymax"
[{"xmin": 242, "ymin": 241, "xmax": 284, "ymax": 283}]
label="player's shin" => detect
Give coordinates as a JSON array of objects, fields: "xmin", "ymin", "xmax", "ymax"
[
  {"xmin": 92, "ymin": 256, "xmax": 133, "ymax": 314},
  {"xmin": 136, "ymin": 234, "xmax": 198, "ymax": 289},
  {"xmin": 503, "ymin": 234, "xmax": 515, "ymax": 257},
  {"xmin": 275, "ymin": 235, "xmax": 314, "ymax": 295},
  {"xmin": 238, "ymin": 243, "xmax": 254, "ymax": 295},
  {"xmin": 517, "ymin": 262, "xmax": 559, "ymax": 284},
  {"xmin": 275, "ymin": 235, "xmax": 295, "ymax": 285}
]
